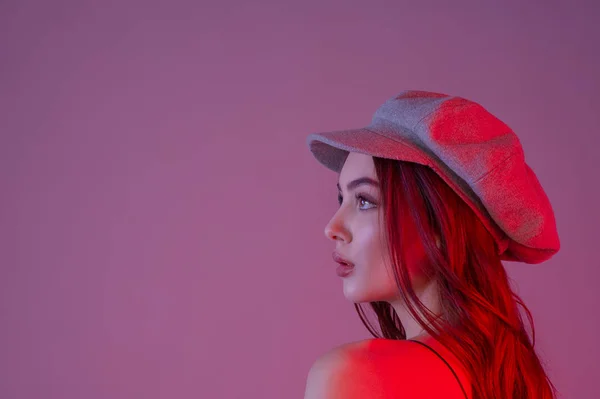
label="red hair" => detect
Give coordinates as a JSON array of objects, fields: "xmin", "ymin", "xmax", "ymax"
[{"xmin": 354, "ymin": 157, "xmax": 558, "ymax": 398}]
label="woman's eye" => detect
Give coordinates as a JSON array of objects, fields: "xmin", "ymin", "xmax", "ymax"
[
  {"xmin": 357, "ymin": 195, "xmax": 375, "ymax": 209},
  {"xmin": 337, "ymin": 194, "xmax": 376, "ymax": 210}
]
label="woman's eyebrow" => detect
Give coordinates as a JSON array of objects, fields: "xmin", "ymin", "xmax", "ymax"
[{"xmin": 337, "ymin": 177, "xmax": 380, "ymax": 192}]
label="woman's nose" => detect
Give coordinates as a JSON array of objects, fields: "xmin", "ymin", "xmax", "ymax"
[{"xmin": 324, "ymin": 216, "xmax": 350, "ymax": 243}]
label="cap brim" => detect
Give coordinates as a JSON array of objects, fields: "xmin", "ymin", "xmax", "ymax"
[{"xmin": 306, "ymin": 127, "xmax": 431, "ymax": 173}]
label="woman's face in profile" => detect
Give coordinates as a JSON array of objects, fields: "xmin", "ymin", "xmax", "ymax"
[{"xmin": 324, "ymin": 152, "xmax": 430, "ymax": 304}]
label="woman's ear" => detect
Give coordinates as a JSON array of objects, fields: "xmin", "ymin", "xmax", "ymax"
[{"xmin": 435, "ymin": 235, "xmax": 441, "ymax": 249}]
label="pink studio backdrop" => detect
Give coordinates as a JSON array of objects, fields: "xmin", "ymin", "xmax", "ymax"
[{"xmin": 1, "ymin": 1, "xmax": 598, "ymax": 398}]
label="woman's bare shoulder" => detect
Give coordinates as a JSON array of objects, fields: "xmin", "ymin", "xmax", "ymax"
[
  {"xmin": 315, "ymin": 337, "xmax": 446, "ymax": 362},
  {"xmin": 304, "ymin": 338, "xmax": 469, "ymax": 398}
]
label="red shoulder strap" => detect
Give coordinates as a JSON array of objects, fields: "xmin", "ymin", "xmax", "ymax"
[{"xmin": 407, "ymin": 339, "xmax": 468, "ymax": 398}]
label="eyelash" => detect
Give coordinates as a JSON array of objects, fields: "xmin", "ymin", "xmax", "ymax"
[{"xmin": 337, "ymin": 193, "xmax": 376, "ymax": 210}]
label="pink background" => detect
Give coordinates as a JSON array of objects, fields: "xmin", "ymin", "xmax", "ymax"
[{"xmin": 1, "ymin": 1, "xmax": 598, "ymax": 398}]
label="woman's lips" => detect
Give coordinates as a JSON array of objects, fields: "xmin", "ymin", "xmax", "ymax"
[
  {"xmin": 336, "ymin": 263, "xmax": 354, "ymax": 277},
  {"xmin": 332, "ymin": 251, "xmax": 354, "ymax": 266},
  {"xmin": 332, "ymin": 251, "xmax": 355, "ymax": 277}
]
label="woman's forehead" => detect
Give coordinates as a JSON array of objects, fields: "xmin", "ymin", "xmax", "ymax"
[
  {"xmin": 337, "ymin": 154, "xmax": 380, "ymax": 193},
  {"xmin": 339, "ymin": 153, "xmax": 376, "ymax": 180}
]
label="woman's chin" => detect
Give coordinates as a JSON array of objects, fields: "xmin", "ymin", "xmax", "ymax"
[
  {"xmin": 342, "ymin": 284, "xmax": 376, "ymax": 303},
  {"xmin": 342, "ymin": 283, "xmax": 392, "ymax": 304},
  {"xmin": 342, "ymin": 286, "xmax": 364, "ymax": 303}
]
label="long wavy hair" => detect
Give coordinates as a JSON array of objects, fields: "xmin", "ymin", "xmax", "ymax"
[{"xmin": 354, "ymin": 156, "xmax": 557, "ymax": 399}]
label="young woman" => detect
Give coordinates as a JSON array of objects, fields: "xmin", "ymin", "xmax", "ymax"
[{"xmin": 303, "ymin": 90, "xmax": 560, "ymax": 398}]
